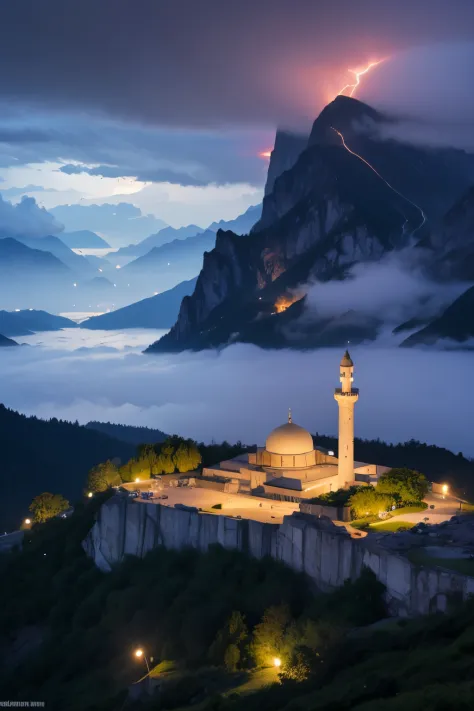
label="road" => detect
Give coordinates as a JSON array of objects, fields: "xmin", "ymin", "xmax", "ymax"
[{"xmin": 386, "ymin": 493, "xmax": 462, "ymax": 526}]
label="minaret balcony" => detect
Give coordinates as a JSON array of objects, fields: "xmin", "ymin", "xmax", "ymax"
[{"xmin": 334, "ymin": 388, "xmax": 359, "ymax": 396}]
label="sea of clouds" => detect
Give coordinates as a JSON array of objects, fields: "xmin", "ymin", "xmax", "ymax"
[{"xmin": 0, "ymin": 327, "xmax": 471, "ymax": 458}]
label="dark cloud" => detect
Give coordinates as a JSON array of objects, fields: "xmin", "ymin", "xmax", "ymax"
[
  {"xmin": 59, "ymin": 163, "xmax": 205, "ymax": 186},
  {"xmin": 0, "ymin": 1, "xmax": 473, "ymax": 128}
]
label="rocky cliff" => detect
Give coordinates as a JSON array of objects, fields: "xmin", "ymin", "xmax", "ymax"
[
  {"xmin": 262, "ymin": 129, "xmax": 309, "ymax": 198},
  {"xmin": 84, "ymin": 496, "xmax": 474, "ymax": 617},
  {"xmin": 147, "ymin": 96, "xmax": 474, "ymax": 353}
]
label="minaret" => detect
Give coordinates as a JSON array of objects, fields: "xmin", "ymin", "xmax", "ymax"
[{"xmin": 334, "ymin": 350, "xmax": 359, "ymax": 489}]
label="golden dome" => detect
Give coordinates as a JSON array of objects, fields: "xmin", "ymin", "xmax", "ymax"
[{"xmin": 265, "ymin": 420, "xmax": 314, "ymax": 456}]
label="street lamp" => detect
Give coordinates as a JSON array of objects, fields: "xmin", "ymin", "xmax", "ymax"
[
  {"xmin": 135, "ymin": 478, "xmax": 140, "ymax": 483},
  {"xmin": 442, "ymin": 484, "xmax": 449, "ymax": 496},
  {"xmin": 87, "ymin": 492, "xmax": 93, "ymax": 498},
  {"xmin": 24, "ymin": 518, "xmax": 31, "ymax": 525},
  {"xmin": 134, "ymin": 648, "xmax": 150, "ymax": 673},
  {"xmin": 273, "ymin": 657, "xmax": 281, "ymax": 668}
]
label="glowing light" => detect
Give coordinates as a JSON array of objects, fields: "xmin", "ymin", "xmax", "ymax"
[
  {"xmin": 25, "ymin": 518, "xmax": 31, "ymax": 525},
  {"xmin": 134, "ymin": 649, "xmax": 143, "ymax": 658},
  {"xmin": 274, "ymin": 293, "xmax": 303, "ymax": 313},
  {"xmin": 331, "ymin": 127, "xmax": 426, "ymax": 235},
  {"xmin": 87, "ymin": 492, "xmax": 93, "ymax": 498},
  {"xmin": 73, "ymin": 283, "xmax": 77, "ymax": 287},
  {"xmin": 135, "ymin": 477, "xmax": 140, "ymax": 483},
  {"xmin": 337, "ymin": 59, "xmax": 385, "ymax": 98},
  {"xmin": 442, "ymin": 484, "xmax": 449, "ymax": 495},
  {"xmin": 273, "ymin": 657, "xmax": 282, "ymax": 668},
  {"xmin": 115, "ymin": 265, "xmax": 121, "ymax": 269},
  {"xmin": 259, "ymin": 149, "xmax": 272, "ymax": 159}
]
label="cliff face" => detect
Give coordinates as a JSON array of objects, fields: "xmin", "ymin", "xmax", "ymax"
[
  {"xmin": 83, "ymin": 496, "xmax": 474, "ymax": 617},
  {"xmin": 147, "ymin": 96, "xmax": 474, "ymax": 353},
  {"xmin": 262, "ymin": 129, "xmax": 309, "ymax": 198}
]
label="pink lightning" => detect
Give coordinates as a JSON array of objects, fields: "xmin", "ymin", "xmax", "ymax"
[{"xmin": 337, "ymin": 60, "xmax": 385, "ymax": 98}]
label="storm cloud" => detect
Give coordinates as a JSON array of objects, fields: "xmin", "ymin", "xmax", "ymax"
[
  {"xmin": 0, "ymin": 194, "xmax": 62, "ymax": 238},
  {"xmin": 1, "ymin": 1, "xmax": 474, "ymax": 129}
]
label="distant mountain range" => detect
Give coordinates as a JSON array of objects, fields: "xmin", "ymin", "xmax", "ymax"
[
  {"xmin": 0, "ymin": 333, "xmax": 18, "ymax": 347},
  {"xmin": 147, "ymin": 96, "xmax": 474, "ymax": 353},
  {"xmin": 82, "ymin": 277, "xmax": 197, "ymax": 330},
  {"xmin": 114, "ymin": 204, "xmax": 262, "ymax": 259},
  {"xmin": 0, "ymin": 309, "xmax": 77, "ymax": 337},
  {"xmin": 49, "ymin": 203, "xmax": 168, "ymax": 247},
  {"xmin": 60, "ymin": 230, "xmax": 110, "ymax": 249}
]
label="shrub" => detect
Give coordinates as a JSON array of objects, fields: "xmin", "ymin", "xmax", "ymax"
[{"xmin": 349, "ymin": 487, "xmax": 395, "ymax": 520}]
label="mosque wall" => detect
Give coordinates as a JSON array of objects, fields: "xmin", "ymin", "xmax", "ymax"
[{"xmin": 84, "ymin": 496, "xmax": 474, "ymax": 617}]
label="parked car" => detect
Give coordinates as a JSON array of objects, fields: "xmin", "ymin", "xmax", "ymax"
[
  {"xmin": 128, "ymin": 490, "xmax": 140, "ymax": 499},
  {"xmin": 160, "ymin": 494, "xmax": 168, "ymax": 500}
]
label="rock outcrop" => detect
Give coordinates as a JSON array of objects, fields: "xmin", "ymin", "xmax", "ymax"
[
  {"xmin": 84, "ymin": 496, "xmax": 474, "ymax": 616},
  {"xmin": 147, "ymin": 96, "xmax": 474, "ymax": 354}
]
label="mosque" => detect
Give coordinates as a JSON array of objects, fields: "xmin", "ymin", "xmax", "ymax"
[{"xmin": 203, "ymin": 352, "xmax": 389, "ymax": 502}]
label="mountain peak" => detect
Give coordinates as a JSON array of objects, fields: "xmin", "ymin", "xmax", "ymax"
[{"xmin": 308, "ymin": 95, "xmax": 382, "ymax": 147}]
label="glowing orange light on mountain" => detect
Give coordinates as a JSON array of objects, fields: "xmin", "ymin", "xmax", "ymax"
[
  {"xmin": 259, "ymin": 149, "xmax": 272, "ymax": 159},
  {"xmin": 275, "ymin": 294, "xmax": 302, "ymax": 313},
  {"xmin": 337, "ymin": 59, "xmax": 385, "ymax": 98}
]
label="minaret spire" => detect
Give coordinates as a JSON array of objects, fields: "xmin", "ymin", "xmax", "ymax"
[
  {"xmin": 288, "ymin": 407, "xmax": 292, "ymax": 424},
  {"xmin": 334, "ymin": 351, "xmax": 359, "ymax": 489}
]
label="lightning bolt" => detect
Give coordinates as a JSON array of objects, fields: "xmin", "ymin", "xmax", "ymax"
[
  {"xmin": 331, "ymin": 127, "xmax": 426, "ymax": 236},
  {"xmin": 337, "ymin": 60, "xmax": 385, "ymax": 98}
]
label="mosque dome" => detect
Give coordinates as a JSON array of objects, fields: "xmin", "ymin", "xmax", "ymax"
[{"xmin": 265, "ymin": 415, "xmax": 314, "ymax": 456}]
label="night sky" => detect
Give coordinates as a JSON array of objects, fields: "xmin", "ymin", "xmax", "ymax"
[{"xmin": 1, "ymin": 0, "xmax": 474, "ymax": 226}]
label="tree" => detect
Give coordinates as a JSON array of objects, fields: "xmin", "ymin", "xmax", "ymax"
[
  {"xmin": 87, "ymin": 461, "xmax": 121, "ymax": 492},
  {"xmin": 377, "ymin": 467, "xmax": 429, "ymax": 504},
  {"xmin": 156, "ymin": 445, "xmax": 176, "ymax": 474},
  {"xmin": 29, "ymin": 492, "xmax": 69, "ymax": 523},
  {"xmin": 173, "ymin": 442, "xmax": 202, "ymax": 473},
  {"xmin": 224, "ymin": 644, "xmax": 240, "ymax": 671},
  {"xmin": 209, "ymin": 611, "xmax": 248, "ymax": 667},
  {"xmin": 349, "ymin": 488, "xmax": 395, "ymax": 519},
  {"xmin": 250, "ymin": 605, "xmax": 293, "ymax": 667}
]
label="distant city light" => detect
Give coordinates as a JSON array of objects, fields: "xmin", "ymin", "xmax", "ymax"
[
  {"xmin": 116, "ymin": 265, "xmax": 121, "ymax": 269},
  {"xmin": 73, "ymin": 283, "xmax": 77, "ymax": 287},
  {"xmin": 98, "ymin": 268, "xmax": 103, "ymax": 272}
]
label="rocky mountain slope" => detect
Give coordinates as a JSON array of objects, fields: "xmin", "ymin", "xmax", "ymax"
[
  {"xmin": 149, "ymin": 95, "xmax": 474, "ymax": 353},
  {"xmin": 401, "ymin": 285, "xmax": 474, "ymax": 347},
  {"xmin": 0, "ymin": 333, "xmax": 18, "ymax": 347},
  {"xmin": 115, "ymin": 223, "xmax": 205, "ymax": 258},
  {"xmin": 82, "ymin": 277, "xmax": 197, "ymax": 330},
  {"xmin": 60, "ymin": 230, "xmax": 110, "ymax": 249}
]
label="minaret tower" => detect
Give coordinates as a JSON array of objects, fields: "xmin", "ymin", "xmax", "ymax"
[{"xmin": 334, "ymin": 350, "xmax": 359, "ymax": 489}]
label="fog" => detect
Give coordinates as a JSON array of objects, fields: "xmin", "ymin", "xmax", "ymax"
[{"xmin": 1, "ymin": 328, "xmax": 471, "ymax": 458}]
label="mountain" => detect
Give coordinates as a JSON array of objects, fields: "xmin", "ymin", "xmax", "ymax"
[
  {"xmin": 118, "ymin": 229, "xmax": 216, "ymax": 293},
  {"xmin": 0, "ymin": 309, "xmax": 77, "ymax": 337},
  {"xmin": 148, "ymin": 96, "xmax": 474, "ymax": 353},
  {"xmin": 49, "ymin": 203, "xmax": 168, "ymax": 247},
  {"xmin": 207, "ymin": 203, "xmax": 262, "ymax": 234},
  {"xmin": 16, "ymin": 235, "xmax": 97, "ymax": 278},
  {"xmin": 0, "ymin": 333, "xmax": 18, "ymax": 347},
  {"xmin": 427, "ymin": 185, "xmax": 474, "ymax": 281},
  {"xmin": 0, "ymin": 404, "xmax": 135, "ymax": 531},
  {"xmin": 81, "ymin": 277, "xmax": 197, "ymax": 330},
  {"xmin": 263, "ymin": 130, "xmax": 309, "ymax": 197},
  {"xmin": 114, "ymin": 224, "xmax": 204, "ymax": 258},
  {"xmin": 60, "ymin": 230, "xmax": 111, "ymax": 249},
  {"xmin": 86, "ymin": 421, "xmax": 167, "ymax": 445},
  {"xmin": 401, "ymin": 285, "xmax": 474, "ymax": 347}
]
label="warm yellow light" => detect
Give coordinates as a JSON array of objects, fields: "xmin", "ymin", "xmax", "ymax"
[
  {"xmin": 135, "ymin": 478, "xmax": 140, "ymax": 483},
  {"xmin": 135, "ymin": 649, "xmax": 144, "ymax": 658},
  {"xmin": 273, "ymin": 657, "xmax": 281, "ymax": 668},
  {"xmin": 259, "ymin": 149, "xmax": 272, "ymax": 159},
  {"xmin": 25, "ymin": 518, "xmax": 31, "ymax": 525},
  {"xmin": 87, "ymin": 492, "xmax": 93, "ymax": 498},
  {"xmin": 442, "ymin": 484, "xmax": 449, "ymax": 495}
]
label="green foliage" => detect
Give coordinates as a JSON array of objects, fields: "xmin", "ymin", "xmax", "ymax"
[
  {"xmin": 224, "ymin": 644, "xmax": 241, "ymax": 672},
  {"xmin": 308, "ymin": 485, "xmax": 365, "ymax": 507},
  {"xmin": 210, "ymin": 611, "xmax": 249, "ymax": 668},
  {"xmin": 349, "ymin": 487, "xmax": 395, "ymax": 520},
  {"xmin": 173, "ymin": 441, "xmax": 202, "ymax": 472},
  {"xmin": 250, "ymin": 605, "xmax": 294, "ymax": 667},
  {"xmin": 29, "ymin": 492, "xmax": 70, "ymax": 523},
  {"xmin": 87, "ymin": 460, "xmax": 121, "ymax": 493},
  {"xmin": 377, "ymin": 467, "xmax": 429, "ymax": 504}
]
